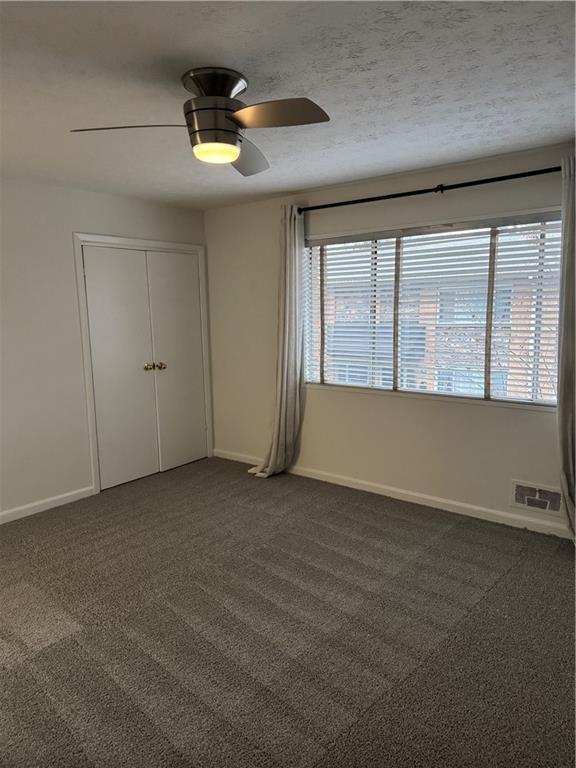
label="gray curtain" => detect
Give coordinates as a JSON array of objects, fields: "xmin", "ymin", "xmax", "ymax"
[
  {"xmin": 250, "ymin": 205, "xmax": 305, "ymax": 477},
  {"xmin": 558, "ymin": 156, "xmax": 575, "ymax": 533}
]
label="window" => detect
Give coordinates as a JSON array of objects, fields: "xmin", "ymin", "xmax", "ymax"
[{"xmin": 303, "ymin": 217, "xmax": 561, "ymax": 404}]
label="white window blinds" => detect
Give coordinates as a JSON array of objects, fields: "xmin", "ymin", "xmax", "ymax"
[
  {"xmin": 490, "ymin": 221, "xmax": 561, "ymax": 403},
  {"xmin": 304, "ymin": 217, "xmax": 561, "ymax": 405},
  {"xmin": 321, "ymin": 239, "xmax": 395, "ymax": 388},
  {"xmin": 398, "ymin": 228, "xmax": 490, "ymax": 397}
]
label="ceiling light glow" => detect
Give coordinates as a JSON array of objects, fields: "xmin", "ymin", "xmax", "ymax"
[{"xmin": 193, "ymin": 142, "xmax": 240, "ymax": 164}]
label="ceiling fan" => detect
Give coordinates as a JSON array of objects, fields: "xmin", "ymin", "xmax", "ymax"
[{"xmin": 71, "ymin": 67, "xmax": 330, "ymax": 176}]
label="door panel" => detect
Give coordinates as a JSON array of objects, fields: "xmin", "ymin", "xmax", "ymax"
[
  {"xmin": 147, "ymin": 250, "xmax": 207, "ymax": 470},
  {"xmin": 83, "ymin": 246, "xmax": 159, "ymax": 489}
]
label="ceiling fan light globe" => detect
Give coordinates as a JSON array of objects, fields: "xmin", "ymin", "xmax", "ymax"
[{"xmin": 193, "ymin": 142, "xmax": 241, "ymax": 164}]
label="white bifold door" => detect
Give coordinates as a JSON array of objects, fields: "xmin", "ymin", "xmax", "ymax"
[{"xmin": 83, "ymin": 245, "xmax": 207, "ymax": 489}]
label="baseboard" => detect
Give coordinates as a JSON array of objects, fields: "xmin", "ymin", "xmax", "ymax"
[
  {"xmin": 213, "ymin": 448, "xmax": 572, "ymax": 539},
  {"xmin": 213, "ymin": 448, "xmax": 262, "ymax": 466},
  {"xmin": 4, "ymin": 453, "xmax": 570, "ymax": 540},
  {"xmin": 0, "ymin": 486, "xmax": 97, "ymax": 525}
]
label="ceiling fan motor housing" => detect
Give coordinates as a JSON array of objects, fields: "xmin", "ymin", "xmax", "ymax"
[{"xmin": 183, "ymin": 96, "xmax": 245, "ymax": 152}]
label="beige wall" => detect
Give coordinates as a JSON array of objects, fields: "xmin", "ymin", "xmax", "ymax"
[
  {"xmin": 1, "ymin": 177, "xmax": 204, "ymax": 515},
  {"xmin": 205, "ymin": 144, "xmax": 570, "ymax": 535},
  {"xmin": 2, "ymin": 146, "xmax": 569, "ymax": 535}
]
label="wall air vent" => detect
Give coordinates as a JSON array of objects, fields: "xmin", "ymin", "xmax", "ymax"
[{"xmin": 511, "ymin": 480, "xmax": 561, "ymax": 514}]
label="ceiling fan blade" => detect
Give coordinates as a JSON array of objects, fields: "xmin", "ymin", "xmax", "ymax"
[
  {"xmin": 70, "ymin": 124, "xmax": 186, "ymax": 133},
  {"xmin": 230, "ymin": 98, "xmax": 329, "ymax": 129},
  {"xmin": 233, "ymin": 138, "xmax": 269, "ymax": 176}
]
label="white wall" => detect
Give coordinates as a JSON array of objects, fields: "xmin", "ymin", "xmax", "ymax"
[
  {"xmin": 205, "ymin": 144, "xmax": 571, "ymax": 536},
  {"xmin": 1, "ymin": 177, "xmax": 204, "ymax": 518}
]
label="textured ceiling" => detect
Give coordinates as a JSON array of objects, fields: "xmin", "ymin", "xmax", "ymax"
[{"xmin": 1, "ymin": 2, "xmax": 574, "ymax": 208}]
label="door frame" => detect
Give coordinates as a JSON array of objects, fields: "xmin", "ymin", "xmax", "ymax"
[{"xmin": 73, "ymin": 232, "xmax": 213, "ymax": 494}]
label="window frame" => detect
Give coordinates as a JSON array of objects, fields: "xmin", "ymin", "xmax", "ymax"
[{"xmin": 303, "ymin": 211, "xmax": 562, "ymax": 409}]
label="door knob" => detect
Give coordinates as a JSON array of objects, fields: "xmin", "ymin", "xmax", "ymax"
[
  {"xmin": 143, "ymin": 362, "xmax": 156, "ymax": 371},
  {"xmin": 156, "ymin": 362, "xmax": 167, "ymax": 370}
]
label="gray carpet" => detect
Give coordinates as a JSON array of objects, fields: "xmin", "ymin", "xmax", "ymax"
[{"xmin": 0, "ymin": 458, "xmax": 573, "ymax": 768}]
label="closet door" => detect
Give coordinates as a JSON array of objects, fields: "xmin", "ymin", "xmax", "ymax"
[
  {"xmin": 83, "ymin": 246, "xmax": 160, "ymax": 489},
  {"xmin": 147, "ymin": 250, "xmax": 207, "ymax": 470}
]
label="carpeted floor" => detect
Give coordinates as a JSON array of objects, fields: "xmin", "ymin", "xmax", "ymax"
[{"xmin": 0, "ymin": 458, "xmax": 573, "ymax": 768}]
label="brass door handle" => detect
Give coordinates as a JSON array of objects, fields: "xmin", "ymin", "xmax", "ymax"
[
  {"xmin": 143, "ymin": 362, "xmax": 156, "ymax": 371},
  {"xmin": 156, "ymin": 362, "xmax": 167, "ymax": 370}
]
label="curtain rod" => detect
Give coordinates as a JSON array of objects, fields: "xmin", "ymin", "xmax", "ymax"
[{"xmin": 297, "ymin": 166, "xmax": 562, "ymax": 215}]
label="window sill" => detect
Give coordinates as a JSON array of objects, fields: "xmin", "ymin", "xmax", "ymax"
[{"xmin": 304, "ymin": 382, "xmax": 557, "ymax": 413}]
